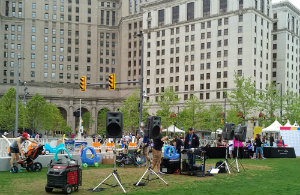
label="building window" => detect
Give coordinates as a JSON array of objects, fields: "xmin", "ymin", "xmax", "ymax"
[
  {"xmin": 203, "ymin": 0, "xmax": 210, "ymax": 16},
  {"xmin": 239, "ymin": 0, "xmax": 243, "ymax": 9},
  {"xmin": 187, "ymin": 2, "xmax": 194, "ymax": 21},
  {"xmin": 220, "ymin": 0, "xmax": 227, "ymax": 13},
  {"xmin": 172, "ymin": 6, "xmax": 179, "ymax": 24},
  {"xmin": 158, "ymin": 9, "xmax": 165, "ymax": 25}
]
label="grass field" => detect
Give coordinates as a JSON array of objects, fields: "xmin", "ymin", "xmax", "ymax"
[{"xmin": 0, "ymin": 158, "xmax": 299, "ymax": 195}]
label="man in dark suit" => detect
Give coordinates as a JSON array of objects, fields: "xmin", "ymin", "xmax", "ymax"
[{"xmin": 184, "ymin": 127, "xmax": 200, "ymax": 165}]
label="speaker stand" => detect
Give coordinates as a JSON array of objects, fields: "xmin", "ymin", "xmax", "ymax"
[
  {"xmin": 230, "ymin": 142, "xmax": 245, "ymax": 173},
  {"xmin": 93, "ymin": 139, "xmax": 127, "ymax": 193},
  {"xmin": 135, "ymin": 156, "xmax": 168, "ymax": 186},
  {"xmin": 216, "ymin": 145, "xmax": 231, "ymax": 174}
]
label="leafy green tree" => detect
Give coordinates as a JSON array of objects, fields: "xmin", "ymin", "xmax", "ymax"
[
  {"xmin": 120, "ymin": 90, "xmax": 150, "ymax": 133},
  {"xmin": 178, "ymin": 96, "xmax": 204, "ymax": 131},
  {"xmin": 258, "ymin": 82, "xmax": 281, "ymax": 127},
  {"xmin": 42, "ymin": 103, "xmax": 66, "ymax": 133},
  {"xmin": 283, "ymin": 91, "xmax": 300, "ymax": 125},
  {"xmin": 226, "ymin": 108, "xmax": 244, "ymax": 125},
  {"xmin": 25, "ymin": 94, "xmax": 69, "ymax": 135},
  {"xmin": 82, "ymin": 112, "xmax": 94, "ymax": 135},
  {"xmin": 26, "ymin": 94, "xmax": 48, "ymax": 131},
  {"xmin": 199, "ymin": 104, "xmax": 223, "ymax": 131},
  {"xmin": 0, "ymin": 87, "xmax": 25, "ymax": 132},
  {"xmin": 97, "ymin": 108, "xmax": 109, "ymax": 135},
  {"xmin": 156, "ymin": 87, "xmax": 179, "ymax": 128},
  {"xmin": 227, "ymin": 74, "xmax": 257, "ymax": 124}
]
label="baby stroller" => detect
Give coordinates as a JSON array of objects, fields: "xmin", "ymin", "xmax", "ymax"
[
  {"xmin": 116, "ymin": 148, "xmax": 142, "ymax": 167},
  {"xmin": 15, "ymin": 144, "xmax": 44, "ymax": 172}
]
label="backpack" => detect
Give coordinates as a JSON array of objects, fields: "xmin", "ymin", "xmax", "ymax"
[{"xmin": 215, "ymin": 161, "xmax": 227, "ymax": 173}]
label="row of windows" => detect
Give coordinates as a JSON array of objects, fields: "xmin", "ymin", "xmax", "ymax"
[{"xmin": 154, "ymin": 0, "xmax": 246, "ymax": 27}]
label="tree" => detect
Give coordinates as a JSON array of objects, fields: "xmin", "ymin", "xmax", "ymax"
[
  {"xmin": 119, "ymin": 90, "xmax": 151, "ymax": 133},
  {"xmin": 42, "ymin": 103, "xmax": 67, "ymax": 134},
  {"xmin": 156, "ymin": 87, "xmax": 179, "ymax": 128},
  {"xmin": 178, "ymin": 96, "xmax": 204, "ymax": 131},
  {"xmin": 26, "ymin": 94, "xmax": 48, "ymax": 131},
  {"xmin": 258, "ymin": 82, "xmax": 281, "ymax": 127},
  {"xmin": 82, "ymin": 111, "xmax": 94, "ymax": 135},
  {"xmin": 226, "ymin": 108, "xmax": 244, "ymax": 125},
  {"xmin": 25, "ymin": 94, "xmax": 69, "ymax": 135},
  {"xmin": 227, "ymin": 74, "xmax": 257, "ymax": 124},
  {"xmin": 97, "ymin": 108, "xmax": 109, "ymax": 135},
  {"xmin": 283, "ymin": 91, "xmax": 300, "ymax": 125},
  {"xmin": 199, "ymin": 104, "xmax": 223, "ymax": 131},
  {"xmin": 0, "ymin": 87, "xmax": 25, "ymax": 132}
]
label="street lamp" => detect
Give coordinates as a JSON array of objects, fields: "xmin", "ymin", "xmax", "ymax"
[
  {"xmin": 15, "ymin": 57, "xmax": 24, "ymax": 137},
  {"xmin": 135, "ymin": 32, "xmax": 144, "ymax": 129},
  {"xmin": 277, "ymin": 82, "xmax": 283, "ymax": 120},
  {"xmin": 22, "ymin": 82, "xmax": 29, "ymax": 131}
]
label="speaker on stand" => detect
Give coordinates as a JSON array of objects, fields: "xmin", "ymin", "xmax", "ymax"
[
  {"xmin": 230, "ymin": 124, "xmax": 247, "ymax": 173},
  {"xmin": 135, "ymin": 116, "xmax": 168, "ymax": 187},
  {"xmin": 217, "ymin": 123, "xmax": 235, "ymax": 174},
  {"xmin": 93, "ymin": 112, "xmax": 126, "ymax": 193}
]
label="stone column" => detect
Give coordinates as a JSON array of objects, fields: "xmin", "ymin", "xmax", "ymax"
[
  {"xmin": 69, "ymin": 100, "xmax": 75, "ymax": 133},
  {"xmin": 91, "ymin": 103, "xmax": 97, "ymax": 135}
]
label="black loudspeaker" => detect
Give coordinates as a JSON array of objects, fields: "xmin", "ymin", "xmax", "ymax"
[
  {"xmin": 144, "ymin": 116, "xmax": 161, "ymax": 139},
  {"xmin": 234, "ymin": 124, "xmax": 247, "ymax": 142},
  {"xmin": 106, "ymin": 112, "xmax": 123, "ymax": 138},
  {"xmin": 222, "ymin": 123, "xmax": 235, "ymax": 140}
]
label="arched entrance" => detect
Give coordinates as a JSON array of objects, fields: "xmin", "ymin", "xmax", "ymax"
[{"xmin": 97, "ymin": 107, "xmax": 110, "ymax": 136}]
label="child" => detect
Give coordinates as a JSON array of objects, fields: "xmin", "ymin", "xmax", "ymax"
[{"xmin": 246, "ymin": 140, "xmax": 254, "ymax": 159}]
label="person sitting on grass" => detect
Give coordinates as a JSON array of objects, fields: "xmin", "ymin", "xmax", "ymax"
[{"xmin": 10, "ymin": 132, "xmax": 38, "ymax": 171}]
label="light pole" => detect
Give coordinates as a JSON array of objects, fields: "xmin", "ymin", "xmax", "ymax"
[
  {"xmin": 15, "ymin": 57, "xmax": 24, "ymax": 137},
  {"xmin": 136, "ymin": 33, "xmax": 144, "ymax": 128},
  {"xmin": 22, "ymin": 82, "xmax": 29, "ymax": 131}
]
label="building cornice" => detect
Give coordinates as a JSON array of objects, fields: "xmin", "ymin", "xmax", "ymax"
[
  {"xmin": 144, "ymin": 8, "xmax": 273, "ymax": 33},
  {"xmin": 272, "ymin": 28, "xmax": 300, "ymax": 38},
  {"xmin": 273, "ymin": 1, "xmax": 300, "ymax": 16}
]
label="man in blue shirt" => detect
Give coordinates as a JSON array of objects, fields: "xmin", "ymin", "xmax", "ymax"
[{"xmin": 184, "ymin": 127, "xmax": 200, "ymax": 165}]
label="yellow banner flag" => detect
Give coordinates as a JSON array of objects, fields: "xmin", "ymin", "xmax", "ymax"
[{"xmin": 254, "ymin": 127, "xmax": 262, "ymax": 139}]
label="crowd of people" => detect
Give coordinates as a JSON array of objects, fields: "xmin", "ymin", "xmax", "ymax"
[{"xmin": 214, "ymin": 133, "xmax": 285, "ymax": 160}]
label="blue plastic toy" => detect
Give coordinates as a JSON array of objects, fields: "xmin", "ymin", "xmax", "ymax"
[
  {"xmin": 54, "ymin": 147, "xmax": 72, "ymax": 161},
  {"xmin": 164, "ymin": 146, "xmax": 180, "ymax": 160},
  {"xmin": 45, "ymin": 143, "xmax": 65, "ymax": 154},
  {"xmin": 81, "ymin": 146, "xmax": 100, "ymax": 166}
]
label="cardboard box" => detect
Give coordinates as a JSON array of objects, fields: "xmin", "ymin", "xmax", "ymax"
[{"xmin": 103, "ymin": 158, "xmax": 114, "ymax": 164}]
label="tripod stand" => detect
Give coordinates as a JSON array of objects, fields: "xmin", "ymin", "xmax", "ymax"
[
  {"xmin": 229, "ymin": 140, "xmax": 245, "ymax": 173},
  {"xmin": 216, "ymin": 144, "xmax": 231, "ymax": 174},
  {"xmin": 93, "ymin": 139, "xmax": 126, "ymax": 193},
  {"xmin": 135, "ymin": 152, "xmax": 168, "ymax": 186}
]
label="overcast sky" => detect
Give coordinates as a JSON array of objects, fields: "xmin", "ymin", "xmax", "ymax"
[{"xmin": 273, "ymin": 0, "xmax": 300, "ymax": 10}]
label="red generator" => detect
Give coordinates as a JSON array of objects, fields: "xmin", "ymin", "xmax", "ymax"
[{"xmin": 45, "ymin": 157, "xmax": 82, "ymax": 194}]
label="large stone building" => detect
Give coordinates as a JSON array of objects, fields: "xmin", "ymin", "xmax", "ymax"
[
  {"xmin": 0, "ymin": 0, "xmax": 299, "ymax": 135},
  {"xmin": 0, "ymin": 0, "xmax": 143, "ymax": 135},
  {"xmin": 142, "ymin": 0, "xmax": 273, "ymax": 107},
  {"xmin": 272, "ymin": 1, "xmax": 300, "ymax": 94}
]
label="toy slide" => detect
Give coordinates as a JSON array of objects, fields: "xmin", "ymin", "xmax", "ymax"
[
  {"xmin": 2, "ymin": 135, "xmax": 11, "ymax": 154},
  {"xmin": 81, "ymin": 147, "xmax": 100, "ymax": 167},
  {"xmin": 164, "ymin": 146, "xmax": 180, "ymax": 160},
  {"xmin": 54, "ymin": 147, "xmax": 72, "ymax": 161},
  {"xmin": 45, "ymin": 143, "xmax": 65, "ymax": 154}
]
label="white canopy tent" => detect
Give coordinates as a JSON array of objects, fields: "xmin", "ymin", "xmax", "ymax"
[
  {"xmin": 162, "ymin": 125, "xmax": 185, "ymax": 134},
  {"xmin": 292, "ymin": 121, "xmax": 299, "ymax": 127},
  {"xmin": 284, "ymin": 120, "xmax": 292, "ymax": 127},
  {"xmin": 262, "ymin": 120, "xmax": 282, "ymax": 133}
]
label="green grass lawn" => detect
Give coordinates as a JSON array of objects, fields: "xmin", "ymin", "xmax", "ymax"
[{"xmin": 0, "ymin": 158, "xmax": 299, "ymax": 195}]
